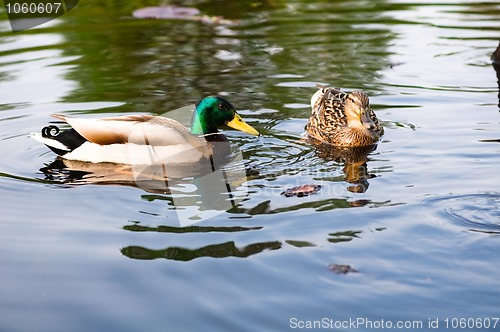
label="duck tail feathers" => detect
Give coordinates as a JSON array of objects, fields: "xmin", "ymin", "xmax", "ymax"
[{"xmin": 31, "ymin": 125, "xmax": 86, "ymax": 156}]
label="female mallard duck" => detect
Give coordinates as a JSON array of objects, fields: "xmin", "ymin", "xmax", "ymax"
[
  {"xmin": 306, "ymin": 84, "xmax": 383, "ymax": 147},
  {"xmin": 32, "ymin": 96, "xmax": 259, "ymax": 165}
]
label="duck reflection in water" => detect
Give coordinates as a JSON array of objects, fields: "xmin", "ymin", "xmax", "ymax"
[
  {"xmin": 46, "ymin": 153, "xmax": 252, "ymax": 214},
  {"xmin": 308, "ymin": 139, "xmax": 377, "ymax": 194},
  {"xmin": 39, "ymin": 149, "xmax": 238, "ymax": 194},
  {"xmin": 39, "ymin": 147, "xmax": 252, "ymax": 227}
]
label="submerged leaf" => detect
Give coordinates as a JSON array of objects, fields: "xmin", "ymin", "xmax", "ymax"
[{"xmin": 329, "ymin": 264, "xmax": 358, "ymax": 275}]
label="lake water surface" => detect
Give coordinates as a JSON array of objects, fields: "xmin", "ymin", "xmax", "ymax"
[{"xmin": 1, "ymin": 1, "xmax": 500, "ymax": 331}]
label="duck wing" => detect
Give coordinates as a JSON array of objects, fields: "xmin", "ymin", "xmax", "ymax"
[
  {"xmin": 51, "ymin": 114, "xmax": 205, "ymax": 148},
  {"xmin": 310, "ymin": 86, "xmax": 348, "ymax": 130}
]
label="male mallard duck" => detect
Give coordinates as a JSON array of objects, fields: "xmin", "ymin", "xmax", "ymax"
[
  {"xmin": 306, "ymin": 84, "xmax": 383, "ymax": 147},
  {"xmin": 32, "ymin": 96, "xmax": 259, "ymax": 165}
]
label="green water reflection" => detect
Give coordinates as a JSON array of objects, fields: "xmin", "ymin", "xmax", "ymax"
[
  {"xmin": 122, "ymin": 241, "xmax": 283, "ymax": 261},
  {"xmin": 44, "ymin": 0, "xmax": 397, "ymax": 113},
  {"xmin": 120, "ymin": 223, "xmax": 372, "ymax": 261}
]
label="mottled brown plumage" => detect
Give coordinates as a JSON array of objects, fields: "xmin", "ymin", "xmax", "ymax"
[{"xmin": 306, "ymin": 84, "xmax": 383, "ymax": 147}]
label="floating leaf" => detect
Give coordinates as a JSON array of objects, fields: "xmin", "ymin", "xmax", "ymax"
[{"xmin": 281, "ymin": 184, "xmax": 321, "ymax": 198}]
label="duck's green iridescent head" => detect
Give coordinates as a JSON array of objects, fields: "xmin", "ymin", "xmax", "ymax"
[{"xmin": 191, "ymin": 96, "xmax": 260, "ymax": 136}]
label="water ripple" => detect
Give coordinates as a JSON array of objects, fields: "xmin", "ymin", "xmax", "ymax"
[{"xmin": 422, "ymin": 193, "xmax": 500, "ymax": 234}]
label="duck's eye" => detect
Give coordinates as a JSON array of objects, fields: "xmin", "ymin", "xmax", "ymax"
[{"xmin": 218, "ymin": 103, "xmax": 224, "ymax": 110}]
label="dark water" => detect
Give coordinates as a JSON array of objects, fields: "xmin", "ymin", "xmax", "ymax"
[{"xmin": 1, "ymin": 1, "xmax": 500, "ymax": 331}]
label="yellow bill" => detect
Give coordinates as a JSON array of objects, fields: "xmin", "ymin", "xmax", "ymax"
[{"xmin": 226, "ymin": 113, "xmax": 260, "ymax": 136}]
